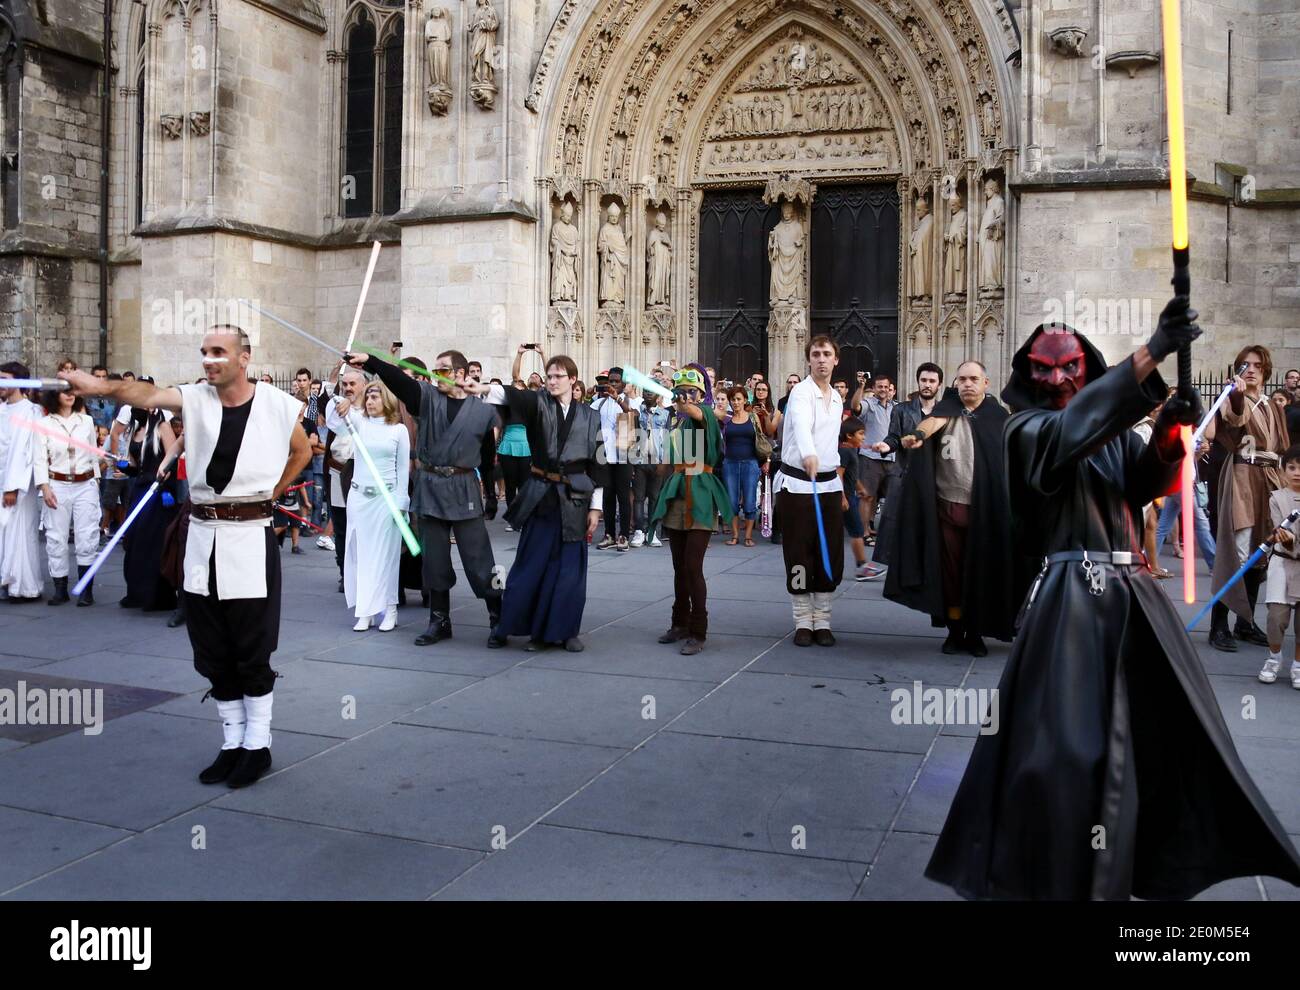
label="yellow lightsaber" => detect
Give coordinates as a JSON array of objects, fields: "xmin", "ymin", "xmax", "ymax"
[{"xmin": 1162, "ymin": 0, "xmax": 1195, "ymax": 603}]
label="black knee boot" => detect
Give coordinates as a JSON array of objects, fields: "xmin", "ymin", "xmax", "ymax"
[
  {"xmin": 48, "ymin": 577, "xmax": 70, "ymax": 605},
  {"xmin": 1209, "ymin": 601, "xmax": 1237, "ymax": 651},
  {"xmin": 1234, "ymin": 570, "xmax": 1269, "ymax": 645},
  {"xmin": 414, "ymin": 589, "xmax": 452, "ymax": 646},
  {"xmin": 942, "ymin": 620, "xmax": 964, "ymax": 655},
  {"xmin": 75, "ymin": 565, "xmax": 94, "ymax": 607},
  {"xmin": 485, "ymin": 593, "xmax": 503, "ymax": 629}
]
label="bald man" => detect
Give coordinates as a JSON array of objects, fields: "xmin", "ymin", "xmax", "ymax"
[{"xmin": 63, "ymin": 326, "xmax": 312, "ymax": 789}]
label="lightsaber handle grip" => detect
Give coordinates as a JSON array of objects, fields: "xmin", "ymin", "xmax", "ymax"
[{"xmin": 1172, "ymin": 245, "xmax": 1191, "ymax": 390}]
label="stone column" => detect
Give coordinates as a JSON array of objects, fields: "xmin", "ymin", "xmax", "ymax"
[
  {"xmin": 628, "ymin": 181, "xmax": 647, "ymax": 369},
  {"xmin": 674, "ymin": 187, "xmax": 693, "ymax": 366},
  {"xmin": 582, "ymin": 178, "xmax": 602, "ymax": 375}
]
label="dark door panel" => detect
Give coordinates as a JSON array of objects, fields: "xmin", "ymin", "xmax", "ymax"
[{"xmin": 698, "ymin": 189, "xmax": 777, "ymax": 379}]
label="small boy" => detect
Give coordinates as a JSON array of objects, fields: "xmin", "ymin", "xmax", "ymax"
[
  {"xmin": 274, "ymin": 463, "xmax": 313, "ymax": 554},
  {"xmin": 839, "ymin": 417, "xmax": 879, "ymax": 582},
  {"xmin": 1259, "ymin": 444, "xmax": 1300, "ymax": 687}
]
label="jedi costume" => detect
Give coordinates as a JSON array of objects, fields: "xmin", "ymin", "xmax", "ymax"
[
  {"xmin": 481, "ymin": 382, "xmax": 605, "ymax": 651},
  {"xmin": 33, "ymin": 406, "xmax": 101, "ymax": 606},
  {"xmin": 181, "ymin": 380, "xmax": 304, "ymax": 789},
  {"xmin": 926, "ymin": 304, "xmax": 1300, "ymax": 900},
  {"xmin": 882, "ymin": 392, "xmax": 1018, "ymax": 654},
  {"xmin": 0, "ymin": 389, "xmax": 44, "ymax": 602},
  {"xmin": 361, "ymin": 357, "xmax": 502, "ymax": 644}
]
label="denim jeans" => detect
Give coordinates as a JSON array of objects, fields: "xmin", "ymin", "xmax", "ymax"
[
  {"xmin": 722, "ymin": 457, "xmax": 760, "ymax": 521},
  {"xmin": 1155, "ymin": 493, "xmax": 1216, "ymax": 573}
]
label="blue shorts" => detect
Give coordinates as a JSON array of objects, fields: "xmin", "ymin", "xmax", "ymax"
[{"xmin": 843, "ymin": 493, "xmax": 865, "ymax": 539}]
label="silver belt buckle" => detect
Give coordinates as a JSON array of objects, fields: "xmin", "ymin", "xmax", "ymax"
[{"xmin": 1111, "ymin": 551, "xmax": 1134, "ymax": 565}]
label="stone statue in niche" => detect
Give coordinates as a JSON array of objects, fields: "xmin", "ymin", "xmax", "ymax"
[
  {"xmin": 550, "ymin": 201, "xmax": 580, "ymax": 304},
  {"xmin": 468, "ymin": 0, "xmax": 499, "ymax": 110},
  {"xmin": 943, "ymin": 190, "xmax": 967, "ymax": 299},
  {"xmin": 610, "ymin": 134, "xmax": 627, "ymax": 174},
  {"xmin": 909, "ymin": 196, "xmax": 934, "ymax": 299},
  {"xmin": 646, "ymin": 210, "xmax": 672, "ymax": 307},
  {"xmin": 767, "ymin": 201, "xmax": 805, "ymax": 305},
  {"xmin": 597, "ymin": 203, "xmax": 629, "ymax": 307},
  {"xmin": 425, "ymin": 7, "xmax": 453, "ymax": 116},
  {"xmin": 978, "ymin": 177, "xmax": 1005, "ymax": 295},
  {"xmin": 563, "ymin": 126, "xmax": 580, "ymax": 171},
  {"xmin": 160, "ymin": 114, "xmax": 183, "ymax": 140}
]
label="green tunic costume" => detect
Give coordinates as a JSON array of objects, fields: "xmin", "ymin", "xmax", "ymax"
[{"xmin": 651, "ymin": 410, "xmax": 735, "ymax": 530}]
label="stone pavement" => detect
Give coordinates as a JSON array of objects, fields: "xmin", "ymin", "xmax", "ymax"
[{"xmin": 1, "ymin": 521, "xmax": 1298, "ymax": 901}]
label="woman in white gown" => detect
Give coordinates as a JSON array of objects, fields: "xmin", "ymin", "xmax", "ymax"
[{"xmin": 342, "ymin": 382, "xmax": 410, "ymax": 631}]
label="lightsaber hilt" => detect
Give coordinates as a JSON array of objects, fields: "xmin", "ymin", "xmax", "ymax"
[{"xmin": 1172, "ymin": 245, "xmax": 1191, "ymax": 390}]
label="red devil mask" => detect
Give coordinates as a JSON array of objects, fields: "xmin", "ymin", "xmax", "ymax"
[{"xmin": 1028, "ymin": 328, "xmax": 1087, "ymax": 409}]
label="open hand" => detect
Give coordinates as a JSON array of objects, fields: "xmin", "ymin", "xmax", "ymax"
[
  {"xmin": 41, "ymin": 488, "xmax": 57, "ymax": 510},
  {"xmin": 586, "ymin": 509, "xmax": 601, "ymax": 540}
]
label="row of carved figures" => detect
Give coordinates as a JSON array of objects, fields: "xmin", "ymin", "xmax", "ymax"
[
  {"xmin": 549, "ymin": 203, "xmax": 675, "ymax": 309},
  {"xmin": 712, "ymin": 86, "xmax": 885, "ymax": 139},
  {"xmin": 908, "ymin": 177, "xmax": 1004, "ymax": 299},
  {"xmin": 423, "ymin": 1, "xmax": 499, "ymax": 114}
]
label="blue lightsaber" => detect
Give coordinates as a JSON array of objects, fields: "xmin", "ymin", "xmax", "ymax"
[
  {"xmin": 1185, "ymin": 509, "xmax": 1300, "ymax": 630},
  {"xmin": 810, "ymin": 476, "xmax": 833, "ymax": 580},
  {"xmin": 72, "ymin": 481, "xmax": 161, "ymax": 596}
]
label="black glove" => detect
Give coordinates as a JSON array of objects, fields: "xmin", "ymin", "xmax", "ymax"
[
  {"xmin": 1156, "ymin": 384, "xmax": 1205, "ymax": 429},
  {"xmin": 1145, "ymin": 295, "xmax": 1202, "ymax": 362}
]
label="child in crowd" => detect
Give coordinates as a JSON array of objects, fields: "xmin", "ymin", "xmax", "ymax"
[
  {"xmin": 1260, "ymin": 445, "xmax": 1300, "ymax": 687},
  {"xmin": 839, "ymin": 416, "xmax": 875, "ymax": 582},
  {"xmin": 274, "ymin": 463, "xmax": 313, "ymax": 555}
]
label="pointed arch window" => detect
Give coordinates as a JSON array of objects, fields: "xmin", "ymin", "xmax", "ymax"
[
  {"xmin": 341, "ymin": 4, "xmax": 404, "ymax": 218},
  {"xmin": 134, "ymin": 17, "xmax": 147, "ymax": 226}
]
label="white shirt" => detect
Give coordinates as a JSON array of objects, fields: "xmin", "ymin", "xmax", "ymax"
[
  {"xmin": 1, "ymin": 398, "xmax": 40, "ymax": 493},
  {"xmin": 775, "ymin": 376, "xmax": 844, "ymax": 495},
  {"xmin": 324, "ymin": 398, "xmax": 357, "ymax": 507},
  {"xmin": 33, "ymin": 412, "xmax": 101, "ymax": 483},
  {"xmin": 341, "ymin": 411, "xmax": 411, "ymax": 511},
  {"xmin": 116, "ymin": 404, "xmax": 174, "ymax": 425}
]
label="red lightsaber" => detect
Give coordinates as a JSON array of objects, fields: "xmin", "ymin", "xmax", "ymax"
[{"xmin": 272, "ymin": 502, "xmax": 324, "ymax": 533}]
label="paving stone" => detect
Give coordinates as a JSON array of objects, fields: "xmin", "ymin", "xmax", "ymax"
[
  {"xmin": 892, "ymin": 734, "xmax": 975, "ymax": 834},
  {"xmin": 5, "ymin": 808, "xmax": 480, "ymax": 901},
  {"xmin": 33, "ymin": 650, "xmax": 209, "ymax": 696},
  {"xmin": 0, "ymin": 806, "xmax": 131, "ymax": 893},
  {"xmin": 0, "ymin": 668, "xmax": 182, "ymax": 743},
  {"xmin": 435, "ymin": 824, "xmax": 865, "ymax": 900},
  {"xmin": 854, "ymin": 831, "xmax": 962, "ymax": 901}
]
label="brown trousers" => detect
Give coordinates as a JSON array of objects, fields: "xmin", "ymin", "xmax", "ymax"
[
  {"xmin": 668, "ymin": 527, "xmax": 712, "ymax": 640},
  {"xmin": 937, "ymin": 497, "xmax": 970, "ymax": 619}
]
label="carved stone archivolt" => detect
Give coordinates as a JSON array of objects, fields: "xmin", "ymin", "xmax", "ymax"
[{"xmin": 530, "ymin": 0, "xmax": 1016, "ymax": 378}]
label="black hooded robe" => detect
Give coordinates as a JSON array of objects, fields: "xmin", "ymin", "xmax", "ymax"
[
  {"xmin": 925, "ymin": 331, "xmax": 1300, "ymax": 900},
  {"xmin": 881, "ymin": 394, "xmax": 1019, "ymax": 640}
]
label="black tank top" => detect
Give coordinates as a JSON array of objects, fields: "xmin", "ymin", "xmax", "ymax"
[{"xmin": 207, "ymin": 397, "xmax": 255, "ymax": 495}]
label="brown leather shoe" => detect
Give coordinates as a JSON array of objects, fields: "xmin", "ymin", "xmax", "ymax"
[
  {"xmin": 679, "ymin": 638, "xmax": 704, "ymax": 656},
  {"xmin": 657, "ymin": 626, "xmax": 688, "ymax": 644},
  {"xmin": 793, "ymin": 628, "xmax": 814, "ymax": 647},
  {"xmin": 813, "ymin": 629, "xmax": 836, "ymax": 647}
]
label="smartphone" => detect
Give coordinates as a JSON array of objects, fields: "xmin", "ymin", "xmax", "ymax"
[{"xmin": 392, "ymin": 341, "xmax": 402, "ymax": 348}]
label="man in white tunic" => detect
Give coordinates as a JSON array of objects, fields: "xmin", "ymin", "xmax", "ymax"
[
  {"xmin": 0, "ymin": 363, "xmax": 45, "ymax": 602},
  {"xmin": 772, "ymin": 337, "xmax": 845, "ymax": 646},
  {"xmin": 63, "ymin": 327, "xmax": 312, "ymax": 789}
]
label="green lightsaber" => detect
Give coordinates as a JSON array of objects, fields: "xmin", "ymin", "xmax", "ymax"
[
  {"xmin": 353, "ymin": 344, "xmax": 457, "ymax": 389},
  {"xmin": 331, "ymin": 398, "xmax": 421, "ymax": 556}
]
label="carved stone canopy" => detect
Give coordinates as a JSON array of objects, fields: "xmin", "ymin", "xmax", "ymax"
[{"xmin": 762, "ymin": 174, "xmax": 814, "ymax": 208}]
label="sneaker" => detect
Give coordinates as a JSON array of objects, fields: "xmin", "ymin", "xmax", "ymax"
[
  {"xmin": 616, "ymin": 536, "xmax": 630, "ymax": 552},
  {"xmin": 597, "ymin": 535, "xmax": 616, "ymax": 550},
  {"xmin": 1292, "ymin": 664, "xmax": 1300, "ymax": 690},
  {"xmin": 291, "ymin": 545, "xmax": 303, "ymax": 555},
  {"xmin": 856, "ymin": 563, "xmax": 887, "ymax": 581},
  {"xmin": 649, "ymin": 535, "xmax": 663, "ymax": 548},
  {"xmin": 315, "ymin": 536, "xmax": 328, "ymax": 549},
  {"xmin": 1259, "ymin": 658, "xmax": 1281, "ymax": 684},
  {"xmin": 504, "ymin": 523, "xmax": 513, "ymax": 532},
  {"xmin": 630, "ymin": 529, "xmax": 645, "ymax": 548},
  {"xmin": 319, "ymin": 535, "xmax": 336, "ymax": 552}
]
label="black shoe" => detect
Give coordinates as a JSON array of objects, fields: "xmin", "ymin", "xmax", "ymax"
[
  {"xmin": 414, "ymin": 613, "xmax": 452, "ymax": 646},
  {"xmin": 226, "ymin": 747, "xmax": 272, "ymax": 789},
  {"xmin": 199, "ymin": 748, "xmax": 243, "ymax": 785},
  {"xmin": 793, "ymin": 628, "xmax": 814, "ymax": 647},
  {"xmin": 965, "ymin": 634, "xmax": 988, "ymax": 657},
  {"xmin": 658, "ymin": 626, "xmax": 688, "ymax": 644},
  {"xmin": 563, "ymin": 637, "xmax": 585, "ymax": 653},
  {"xmin": 770, "ymin": 533, "xmax": 783, "ymax": 545},
  {"xmin": 48, "ymin": 577, "xmax": 70, "ymax": 606},
  {"xmin": 484, "ymin": 500, "xmax": 499, "ymax": 521},
  {"xmin": 487, "ymin": 631, "xmax": 508, "ymax": 649},
  {"xmin": 942, "ymin": 624, "xmax": 964, "ymax": 655},
  {"xmin": 1234, "ymin": 622, "xmax": 1270, "ymax": 647},
  {"xmin": 814, "ymin": 629, "xmax": 836, "ymax": 647},
  {"xmin": 337, "ymin": 578, "xmax": 344, "ymax": 593},
  {"xmin": 485, "ymin": 595, "xmax": 503, "ymax": 629},
  {"xmin": 524, "ymin": 639, "xmax": 549, "ymax": 652},
  {"xmin": 75, "ymin": 565, "xmax": 94, "ymax": 606},
  {"xmin": 1209, "ymin": 626, "xmax": 1238, "ymax": 652}
]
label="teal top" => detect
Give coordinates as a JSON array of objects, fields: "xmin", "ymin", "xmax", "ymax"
[{"xmin": 497, "ymin": 422, "xmax": 530, "ymax": 458}]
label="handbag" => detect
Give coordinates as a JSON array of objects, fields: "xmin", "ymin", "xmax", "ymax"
[
  {"xmin": 752, "ymin": 418, "xmax": 773, "ymax": 461},
  {"xmin": 1194, "ymin": 480, "xmax": 1208, "ymax": 510}
]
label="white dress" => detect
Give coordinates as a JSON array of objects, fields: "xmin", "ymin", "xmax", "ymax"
[
  {"xmin": 343, "ymin": 413, "xmax": 411, "ymax": 618},
  {"xmin": 0, "ymin": 398, "xmax": 45, "ymax": 597}
]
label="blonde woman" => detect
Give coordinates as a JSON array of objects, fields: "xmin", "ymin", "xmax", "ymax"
[{"xmin": 341, "ymin": 381, "xmax": 410, "ymax": 631}]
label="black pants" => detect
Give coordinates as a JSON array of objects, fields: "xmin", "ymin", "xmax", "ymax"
[
  {"xmin": 330, "ymin": 504, "xmax": 347, "ymax": 577},
  {"xmin": 633, "ymin": 465, "xmax": 664, "ymax": 533},
  {"xmin": 500, "ymin": 455, "xmax": 530, "ymax": 506},
  {"xmin": 604, "ymin": 463, "xmax": 634, "ymax": 538},
  {"xmin": 420, "ymin": 514, "xmax": 498, "ymax": 597},
  {"xmin": 186, "ymin": 527, "xmax": 280, "ymax": 701},
  {"xmin": 668, "ymin": 527, "xmax": 711, "ymax": 639}
]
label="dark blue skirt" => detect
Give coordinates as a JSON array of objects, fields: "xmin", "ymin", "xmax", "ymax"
[{"xmin": 496, "ymin": 507, "xmax": 588, "ymax": 643}]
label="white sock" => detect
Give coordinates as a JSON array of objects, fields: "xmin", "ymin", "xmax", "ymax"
[
  {"xmin": 790, "ymin": 593, "xmax": 813, "ymax": 630},
  {"xmin": 217, "ymin": 699, "xmax": 246, "ymax": 751},
  {"xmin": 811, "ymin": 592, "xmax": 833, "ymax": 631},
  {"xmin": 242, "ymin": 693, "xmax": 273, "ymax": 750},
  {"xmin": 1268, "ymin": 649, "xmax": 1282, "ymax": 662}
]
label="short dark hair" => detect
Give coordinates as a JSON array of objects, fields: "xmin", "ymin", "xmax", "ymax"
[
  {"xmin": 916, "ymin": 362, "xmax": 944, "ymax": 382},
  {"xmin": 437, "ymin": 350, "xmax": 468, "ymax": 374},
  {"xmin": 840, "ymin": 416, "xmax": 866, "ymax": 441},
  {"xmin": 0, "ymin": 361, "xmax": 31, "ymax": 380},
  {"xmin": 873, "ymin": 374, "xmax": 894, "ymax": 386},
  {"xmin": 108, "ymin": 372, "xmax": 122, "ymax": 381},
  {"xmin": 91, "ymin": 364, "xmax": 107, "ymax": 375},
  {"xmin": 467, "ymin": 360, "xmax": 482, "ymax": 370},
  {"xmin": 1283, "ymin": 445, "xmax": 1300, "ymax": 470},
  {"xmin": 833, "ymin": 379, "xmax": 848, "ymax": 388},
  {"xmin": 805, "ymin": 335, "xmax": 840, "ymax": 360},
  {"xmin": 404, "ymin": 356, "xmax": 427, "ymax": 371},
  {"xmin": 547, "ymin": 355, "xmax": 579, "ymax": 380},
  {"xmin": 295, "ymin": 367, "xmax": 311, "ymax": 379},
  {"xmin": 608, "ymin": 366, "xmax": 624, "ymax": 379},
  {"xmin": 1287, "ymin": 369, "xmax": 1300, "ymax": 378},
  {"xmin": 42, "ymin": 389, "xmax": 85, "ymax": 415}
]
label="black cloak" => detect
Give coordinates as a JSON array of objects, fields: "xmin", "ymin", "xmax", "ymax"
[
  {"xmin": 881, "ymin": 393, "xmax": 1019, "ymax": 640},
  {"xmin": 925, "ymin": 328, "xmax": 1300, "ymax": 899}
]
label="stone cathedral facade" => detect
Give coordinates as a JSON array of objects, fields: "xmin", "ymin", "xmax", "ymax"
[{"xmin": 1, "ymin": 0, "xmax": 1296, "ymax": 387}]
